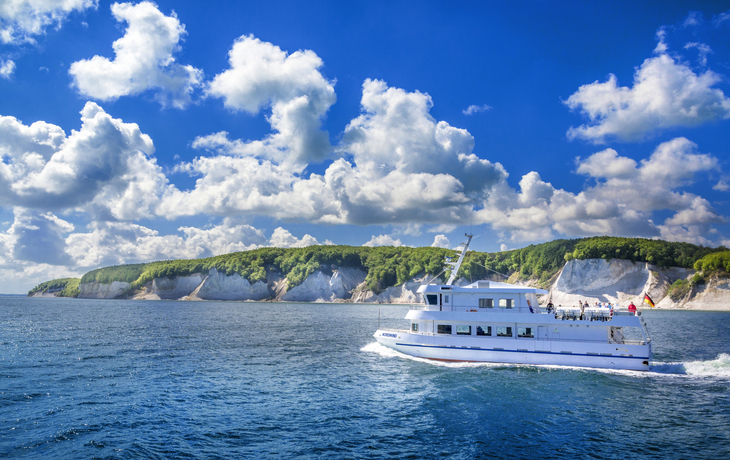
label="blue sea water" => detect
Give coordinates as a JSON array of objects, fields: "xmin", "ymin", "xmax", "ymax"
[{"xmin": 1, "ymin": 298, "xmax": 730, "ymax": 459}]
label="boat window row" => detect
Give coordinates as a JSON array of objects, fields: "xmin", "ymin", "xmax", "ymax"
[
  {"xmin": 478, "ymin": 298, "xmax": 514, "ymax": 308},
  {"xmin": 430, "ymin": 324, "xmax": 534, "ymax": 338}
]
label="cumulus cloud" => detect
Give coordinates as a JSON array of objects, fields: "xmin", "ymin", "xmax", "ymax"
[
  {"xmin": 268, "ymin": 227, "xmax": 321, "ymax": 248},
  {"xmin": 363, "ymin": 234, "xmax": 402, "ymax": 247},
  {"xmin": 0, "ymin": 102, "xmax": 167, "ymax": 219},
  {"xmin": 0, "ymin": 59, "xmax": 15, "ymax": 79},
  {"xmin": 6, "ymin": 208, "xmax": 74, "ymax": 265},
  {"xmin": 163, "ymin": 79, "xmax": 508, "ymax": 226},
  {"xmin": 65, "ymin": 218, "xmax": 267, "ymax": 268},
  {"xmin": 565, "ymin": 47, "xmax": 730, "ymax": 142},
  {"xmin": 431, "ymin": 234, "xmax": 451, "ymax": 248},
  {"xmin": 475, "ymin": 137, "xmax": 724, "ymax": 245},
  {"xmin": 462, "ymin": 104, "xmax": 492, "ymax": 115},
  {"xmin": 0, "ymin": 0, "xmax": 96, "ymax": 44},
  {"xmin": 206, "ymin": 35, "xmax": 335, "ymax": 168},
  {"xmin": 69, "ymin": 1, "xmax": 202, "ymax": 108}
]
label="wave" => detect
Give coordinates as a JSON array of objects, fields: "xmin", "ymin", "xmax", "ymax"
[{"xmin": 363, "ymin": 342, "xmax": 730, "ymax": 378}]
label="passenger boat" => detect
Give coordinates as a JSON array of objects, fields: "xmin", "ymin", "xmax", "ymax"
[{"xmin": 374, "ymin": 234, "xmax": 653, "ymax": 371}]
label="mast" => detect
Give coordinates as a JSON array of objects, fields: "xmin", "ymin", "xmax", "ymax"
[{"xmin": 446, "ymin": 233, "xmax": 473, "ymax": 286}]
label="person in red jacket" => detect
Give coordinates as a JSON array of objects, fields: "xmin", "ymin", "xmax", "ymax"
[{"xmin": 628, "ymin": 301, "xmax": 637, "ymax": 315}]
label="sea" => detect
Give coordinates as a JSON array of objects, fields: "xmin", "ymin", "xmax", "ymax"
[{"xmin": 1, "ymin": 297, "xmax": 729, "ymax": 459}]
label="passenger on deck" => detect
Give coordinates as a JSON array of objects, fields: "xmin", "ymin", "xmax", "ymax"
[{"xmin": 628, "ymin": 302, "xmax": 637, "ymax": 315}]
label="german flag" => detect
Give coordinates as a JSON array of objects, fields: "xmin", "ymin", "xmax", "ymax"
[{"xmin": 644, "ymin": 294, "xmax": 655, "ymax": 308}]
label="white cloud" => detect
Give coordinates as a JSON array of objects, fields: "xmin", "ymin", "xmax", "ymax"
[
  {"xmin": 713, "ymin": 11, "xmax": 730, "ymax": 27},
  {"xmin": 164, "ymin": 79, "xmax": 507, "ymax": 226},
  {"xmin": 575, "ymin": 149, "xmax": 638, "ymax": 179},
  {"xmin": 0, "ymin": 0, "xmax": 96, "ymax": 44},
  {"xmin": 65, "ymin": 218, "xmax": 267, "ymax": 268},
  {"xmin": 500, "ymin": 244, "xmax": 508, "ymax": 252},
  {"xmin": 5, "ymin": 207, "xmax": 74, "ymax": 265},
  {"xmin": 268, "ymin": 227, "xmax": 320, "ymax": 248},
  {"xmin": 684, "ymin": 42, "xmax": 713, "ymax": 66},
  {"xmin": 0, "ymin": 59, "xmax": 15, "ymax": 79},
  {"xmin": 69, "ymin": 1, "xmax": 202, "ymax": 108},
  {"xmin": 683, "ymin": 11, "xmax": 703, "ymax": 28},
  {"xmin": 206, "ymin": 35, "xmax": 335, "ymax": 168},
  {"xmin": 0, "ymin": 102, "xmax": 167, "ymax": 219},
  {"xmin": 431, "ymin": 234, "xmax": 451, "ymax": 248},
  {"xmin": 475, "ymin": 137, "xmax": 724, "ymax": 244},
  {"xmin": 565, "ymin": 49, "xmax": 730, "ymax": 142},
  {"xmin": 713, "ymin": 180, "xmax": 730, "ymax": 192},
  {"xmin": 462, "ymin": 104, "xmax": 492, "ymax": 115},
  {"xmin": 342, "ymin": 79, "xmax": 505, "ymax": 196},
  {"xmin": 429, "ymin": 224, "xmax": 456, "ymax": 233},
  {"xmin": 363, "ymin": 234, "xmax": 402, "ymax": 247}
]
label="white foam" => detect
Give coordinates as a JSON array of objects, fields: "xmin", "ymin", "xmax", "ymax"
[{"xmin": 651, "ymin": 353, "xmax": 730, "ymax": 378}]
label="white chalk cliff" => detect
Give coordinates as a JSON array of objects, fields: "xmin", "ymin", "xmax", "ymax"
[
  {"xmin": 71, "ymin": 259, "xmax": 730, "ymax": 309},
  {"xmin": 549, "ymin": 258, "xmax": 729, "ymax": 310},
  {"xmin": 78, "ymin": 280, "xmax": 131, "ymax": 299}
]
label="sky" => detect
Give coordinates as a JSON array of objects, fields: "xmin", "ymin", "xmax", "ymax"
[{"xmin": 1, "ymin": 0, "xmax": 730, "ymax": 293}]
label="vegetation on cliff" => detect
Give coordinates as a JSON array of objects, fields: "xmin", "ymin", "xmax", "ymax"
[
  {"xmin": 27, "ymin": 278, "xmax": 80, "ymax": 297},
  {"xmin": 693, "ymin": 250, "xmax": 730, "ymax": 275},
  {"xmin": 32, "ymin": 236, "xmax": 726, "ymax": 297}
]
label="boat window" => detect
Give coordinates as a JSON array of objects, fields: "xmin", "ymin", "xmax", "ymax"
[
  {"xmin": 479, "ymin": 298, "xmax": 493, "ymax": 308},
  {"xmin": 411, "ymin": 323, "xmax": 419, "ymax": 332},
  {"xmin": 499, "ymin": 298, "xmax": 514, "ymax": 308},
  {"xmin": 426, "ymin": 294, "xmax": 438, "ymax": 305},
  {"xmin": 444, "ymin": 295, "xmax": 449, "ymax": 303},
  {"xmin": 477, "ymin": 326, "xmax": 491, "ymax": 336},
  {"xmin": 518, "ymin": 327, "xmax": 534, "ymax": 338},
  {"xmin": 437, "ymin": 324, "xmax": 452, "ymax": 334},
  {"xmin": 456, "ymin": 325, "xmax": 471, "ymax": 335},
  {"xmin": 497, "ymin": 326, "xmax": 512, "ymax": 337}
]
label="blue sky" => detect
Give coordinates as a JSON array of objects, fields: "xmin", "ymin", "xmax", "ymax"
[{"xmin": 1, "ymin": 0, "xmax": 729, "ymax": 293}]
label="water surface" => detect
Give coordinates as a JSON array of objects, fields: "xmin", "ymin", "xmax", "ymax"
[{"xmin": 1, "ymin": 298, "xmax": 729, "ymax": 459}]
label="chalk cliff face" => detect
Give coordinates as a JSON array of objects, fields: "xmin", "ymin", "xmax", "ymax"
[
  {"xmin": 665, "ymin": 277, "xmax": 730, "ymax": 310},
  {"xmin": 79, "ymin": 281, "xmax": 131, "ymax": 299},
  {"xmin": 351, "ymin": 278, "xmax": 423, "ymax": 304},
  {"xmin": 194, "ymin": 268, "xmax": 272, "ymax": 301},
  {"xmin": 280, "ymin": 267, "xmax": 366, "ymax": 302},
  {"xmin": 132, "ymin": 274, "xmax": 205, "ymax": 300},
  {"xmin": 549, "ymin": 258, "xmax": 730, "ymax": 310}
]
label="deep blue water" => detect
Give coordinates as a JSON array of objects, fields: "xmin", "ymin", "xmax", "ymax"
[{"xmin": 2, "ymin": 298, "xmax": 730, "ymax": 459}]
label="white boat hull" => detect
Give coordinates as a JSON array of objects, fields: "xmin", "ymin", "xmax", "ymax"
[{"xmin": 374, "ymin": 329, "xmax": 651, "ymax": 371}]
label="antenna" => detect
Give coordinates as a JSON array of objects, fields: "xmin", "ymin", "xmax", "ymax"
[{"xmin": 446, "ymin": 233, "xmax": 473, "ymax": 285}]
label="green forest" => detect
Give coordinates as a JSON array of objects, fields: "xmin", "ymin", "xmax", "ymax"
[
  {"xmin": 31, "ymin": 236, "xmax": 729, "ymax": 296},
  {"xmin": 27, "ymin": 278, "xmax": 80, "ymax": 297}
]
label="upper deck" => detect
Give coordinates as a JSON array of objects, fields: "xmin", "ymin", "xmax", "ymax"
[{"xmin": 417, "ymin": 280, "xmax": 548, "ymax": 313}]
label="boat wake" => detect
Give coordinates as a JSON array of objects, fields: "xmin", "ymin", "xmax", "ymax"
[
  {"xmin": 362, "ymin": 342, "xmax": 730, "ymax": 378},
  {"xmin": 650, "ymin": 353, "xmax": 730, "ymax": 378}
]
